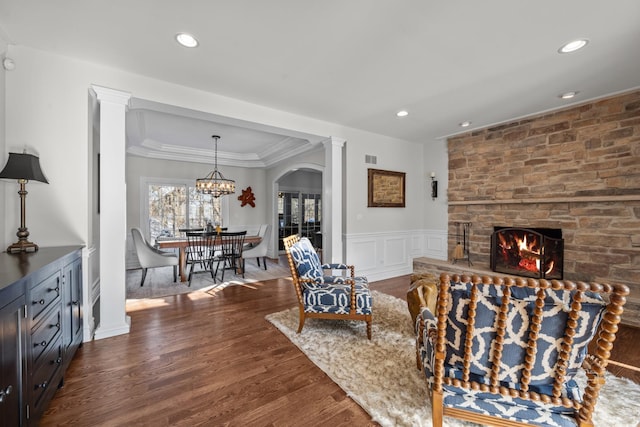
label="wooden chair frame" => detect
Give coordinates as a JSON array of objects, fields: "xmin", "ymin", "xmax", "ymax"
[
  {"xmin": 185, "ymin": 231, "xmax": 218, "ymax": 286},
  {"xmin": 283, "ymin": 234, "xmax": 372, "ymax": 339},
  {"xmin": 416, "ymin": 273, "xmax": 629, "ymax": 427},
  {"xmin": 216, "ymin": 231, "xmax": 247, "ymax": 280}
]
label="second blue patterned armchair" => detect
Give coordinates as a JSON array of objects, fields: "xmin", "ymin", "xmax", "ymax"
[
  {"xmin": 415, "ymin": 273, "xmax": 629, "ymax": 427},
  {"xmin": 283, "ymin": 234, "xmax": 372, "ymax": 339}
]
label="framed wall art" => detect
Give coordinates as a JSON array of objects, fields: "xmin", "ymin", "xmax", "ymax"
[{"xmin": 367, "ymin": 168, "xmax": 406, "ymax": 207}]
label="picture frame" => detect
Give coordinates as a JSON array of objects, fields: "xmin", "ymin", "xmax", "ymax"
[{"xmin": 367, "ymin": 168, "xmax": 406, "ymax": 207}]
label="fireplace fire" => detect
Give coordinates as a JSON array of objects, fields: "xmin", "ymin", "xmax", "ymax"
[{"xmin": 490, "ymin": 227, "xmax": 563, "ymax": 279}]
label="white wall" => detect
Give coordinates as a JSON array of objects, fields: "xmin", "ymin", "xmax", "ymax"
[
  {"xmin": 4, "ymin": 44, "xmax": 447, "ymax": 287},
  {"xmin": 344, "ymin": 131, "xmax": 425, "ymax": 234},
  {"xmin": 278, "ymin": 169, "xmax": 322, "ymax": 193},
  {"xmin": 423, "ymin": 138, "xmax": 449, "ymax": 230},
  {"xmin": 343, "ymin": 133, "xmax": 449, "ymax": 279}
]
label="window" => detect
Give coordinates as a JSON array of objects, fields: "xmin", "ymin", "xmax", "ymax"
[{"xmin": 142, "ymin": 178, "xmax": 227, "ymax": 240}]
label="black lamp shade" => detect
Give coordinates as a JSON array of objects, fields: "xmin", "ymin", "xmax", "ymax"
[{"xmin": 0, "ymin": 152, "xmax": 49, "ymax": 183}]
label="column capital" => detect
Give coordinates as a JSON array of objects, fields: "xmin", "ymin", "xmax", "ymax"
[
  {"xmin": 91, "ymin": 85, "xmax": 131, "ymax": 106},
  {"xmin": 324, "ymin": 136, "xmax": 346, "ymax": 148}
]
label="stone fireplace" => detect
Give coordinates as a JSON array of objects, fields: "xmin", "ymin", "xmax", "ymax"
[
  {"xmin": 491, "ymin": 227, "xmax": 563, "ymax": 279},
  {"xmin": 443, "ymin": 89, "xmax": 640, "ymax": 327}
]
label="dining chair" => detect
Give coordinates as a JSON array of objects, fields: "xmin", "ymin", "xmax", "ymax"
[
  {"xmin": 216, "ymin": 231, "xmax": 247, "ymax": 280},
  {"xmin": 131, "ymin": 227, "xmax": 179, "ymax": 286},
  {"xmin": 242, "ymin": 224, "xmax": 269, "ymax": 271},
  {"xmin": 185, "ymin": 231, "xmax": 218, "ymax": 286}
]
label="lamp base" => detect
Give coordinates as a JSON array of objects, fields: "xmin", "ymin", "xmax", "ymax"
[{"xmin": 7, "ymin": 239, "xmax": 39, "ymax": 254}]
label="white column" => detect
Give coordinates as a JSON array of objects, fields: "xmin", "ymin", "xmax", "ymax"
[
  {"xmin": 92, "ymin": 85, "xmax": 131, "ymax": 340},
  {"xmin": 323, "ymin": 137, "xmax": 345, "ymax": 263}
]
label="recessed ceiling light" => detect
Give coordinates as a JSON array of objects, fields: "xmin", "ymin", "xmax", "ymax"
[
  {"xmin": 558, "ymin": 39, "xmax": 588, "ymax": 54},
  {"xmin": 396, "ymin": 110, "xmax": 409, "ymax": 117},
  {"xmin": 560, "ymin": 91, "xmax": 578, "ymax": 99},
  {"xmin": 176, "ymin": 33, "xmax": 199, "ymax": 48},
  {"xmin": 459, "ymin": 121, "xmax": 471, "ymax": 128}
]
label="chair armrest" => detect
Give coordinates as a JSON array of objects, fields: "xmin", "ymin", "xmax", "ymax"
[
  {"xmin": 321, "ymin": 275, "xmax": 351, "ymax": 284},
  {"xmin": 322, "ymin": 263, "xmax": 356, "ymax": 278},
  {"xmin": 322, "ymin": 263, "xmax": 352, "ymax": 269},
  {"xmin": 417, "ymin": 281, "xmax": 438, "ymax": 314},
  {"xmin": 407, "ymin": 276, "xmax": 438, "ymax": 325}
]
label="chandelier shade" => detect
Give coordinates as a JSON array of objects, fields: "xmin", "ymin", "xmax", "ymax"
[{"xmin": 196, "ymin": 135, "xmax": 235, "ymax": 198}]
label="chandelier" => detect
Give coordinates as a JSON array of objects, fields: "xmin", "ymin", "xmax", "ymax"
[{"xmin": 196, "ymin": 135, "xmax": 236, "ymax": 197}]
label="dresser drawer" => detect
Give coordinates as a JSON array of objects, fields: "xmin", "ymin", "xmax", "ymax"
[
  {"xmin": 31, "ymin": 335, "xmax": 63, "ymax": 412},
  {"xmin": 30, "ymin": 271, "xmax": 61, "ymax": 324},
  {"xmin": 31, "ymin": 305, "xmax": 62, "ymax": 364}
]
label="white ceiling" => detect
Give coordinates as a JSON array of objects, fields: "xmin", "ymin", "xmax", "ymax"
[
  {"xmin": 125, "ymin": 98, "xmax": 325, "ymax": 167},
  {"xmin": 2, "ymin": 1, "xmax": 640, "ymax": 165}
]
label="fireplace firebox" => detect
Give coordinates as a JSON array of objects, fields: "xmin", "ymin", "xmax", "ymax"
[{"xmin": 490, "ymin": 227, "xmax": 563, "ymax": 279}]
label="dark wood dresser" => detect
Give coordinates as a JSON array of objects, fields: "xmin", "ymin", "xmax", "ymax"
[{"xmin": 0, "ymin": 246, "xmax": 83, "ymax": 425}]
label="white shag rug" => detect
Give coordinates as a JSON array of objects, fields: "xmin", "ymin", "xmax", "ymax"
[
  {"xmin": 266, "ymin": 290, "xmax": 640, "ymax": 427},
  {"xmin": 126, "ymin": 257, "xmax": 290, "ymax": 300}
]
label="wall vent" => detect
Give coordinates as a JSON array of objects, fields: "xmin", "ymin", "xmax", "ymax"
[{"xmin": 365, "ymin": 154, "xmax": 377, "ymax": 164}]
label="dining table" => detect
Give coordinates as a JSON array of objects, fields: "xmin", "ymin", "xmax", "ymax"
[{"xmin": 156, "ymin": 234, "xmax": 262, "ymax": 282}]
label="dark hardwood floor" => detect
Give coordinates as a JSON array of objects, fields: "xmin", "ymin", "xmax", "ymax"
[{"xmin": 41, "ymin": 275, "xmax": 640, "ymax": 426}]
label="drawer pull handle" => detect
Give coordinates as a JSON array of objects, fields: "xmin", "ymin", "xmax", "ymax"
[
  {"xmin": 52, "ymin": 322, "xmax": 60, "ymax": 329},
  {"xmin": 37, "ymin": 340, "xmax": 47, "ymax": 347},
  {"xmin": 35, "ymin": 381, "xmax": 48, "ymax": 390},
  {"xmin": 34, "ymin": 299, "xmax": 45, "ymax": 305},
  {"xmin": 72, "ymin": 301, "xmax": 79, "ymax": 306},
  {"xmin": 56, "ymin": 357, "xmax": 62, "ymax": 364}
]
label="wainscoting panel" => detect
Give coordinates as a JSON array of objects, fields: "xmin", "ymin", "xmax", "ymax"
[
  {"xmin": 347, "ymin": 238, "xmax": 379, "ymax": 271},
  {"xmin": 345, "ymin": 229, "xmax": 447, "ymax": 282},
  {"xmin": 383, "ymin": 236, "xmax": 407, "ymax": 267},
  {"xmin": 424, "ymin": 229, "xmax": 448, "ymax": 261}
]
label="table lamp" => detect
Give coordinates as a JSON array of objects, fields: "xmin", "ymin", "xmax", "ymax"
[{"xmin": 0, "ymin": 151, "xmax": 49, "ymax": 253}]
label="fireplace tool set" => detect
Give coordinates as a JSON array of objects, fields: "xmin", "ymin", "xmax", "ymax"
[{"xmin": 452, "ymin": 222, "xmax": 472, "ymax": 266}]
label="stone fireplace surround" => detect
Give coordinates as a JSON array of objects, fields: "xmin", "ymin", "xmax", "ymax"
[{"xmin": 416, "ymin": 89, "xmax": 640, "ymax": 327}]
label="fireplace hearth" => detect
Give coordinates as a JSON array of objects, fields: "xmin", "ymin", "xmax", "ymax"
[{"xmin": 490, "ymin": 227, "xmax": 563, "ymax": 279}]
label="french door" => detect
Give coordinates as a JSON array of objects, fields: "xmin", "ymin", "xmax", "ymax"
[{"xmin": 278, "ymin": 191, "xmax": 321, "ymax": 251}]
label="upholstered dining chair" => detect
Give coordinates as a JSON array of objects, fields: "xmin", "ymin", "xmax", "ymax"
[
  {"xmin": 415, "ymin": 273, "xmax": 629, "ymax": 427},
  {"xmin": 131, "ymin": 227, "xmax": 179, "ymax": 287},
  {"xmin": 242, "ymin": 224, "xmax": 269, "ymax": 271},
  {"xmin": 185, "ymin": 231, "xmax": 218, "ymax": 286},
  {"xmin": 283, "ymin": 234, "xmax": 373, "ymax": 339}
]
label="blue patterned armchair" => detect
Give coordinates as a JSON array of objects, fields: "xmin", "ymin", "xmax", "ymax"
[
  {"xmin": 283, "ymin": 234, "xmax": 372, "ymax": 339},
  {"xmin": 415, "ymin": 273, "xmax": 628, "ymax": 427}
]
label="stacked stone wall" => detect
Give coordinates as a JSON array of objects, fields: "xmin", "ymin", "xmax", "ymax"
[{"xmin": 447, "ymin": 90, "xmax": 640, "ymax": 324}]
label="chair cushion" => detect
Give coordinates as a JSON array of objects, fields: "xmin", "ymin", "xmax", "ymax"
[
  {"xmin": 302, "ymin": 279, "xmax": 372, "ymax": 315},
  {"xmin": 441, "ymin": 384, "xmax": 579, "ymax": 427},
  {"xmin": 444, "ymin": 280, "xmax": 605, "ymax": 386},
  {"xmin": 289, "ymin": 237, "xmax": 323, "ymax": 281}
]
